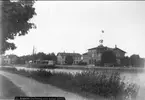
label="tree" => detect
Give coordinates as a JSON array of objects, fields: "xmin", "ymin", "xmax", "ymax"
[
  {"xmin": 36, "ymin": 52, "xmax": 46, "ymax": 60},
  {"xmin": 49, "ymin": 53, "xmax": 57, "ymax": 62},
  {"xmin": 130, "ymin": 54, "xmax": 140, "ymax": 67},
  {"xmin": 139, "ymin": 58, "xmax": 145, "ymax": 67},
  {"xmin": 120, "ymin": 56, "xmax": 130, "ymax": 67},
  {"xmin": 78, "ymin": 60, "xmax": 87, "ymax": 65},
  {"xmin": 101, "ymin": 50, "xmax": 116, "ymax": 66},
  {"xmin": 129, "ymin": 54, "xmax": 145, "ymax": 67},
  {"xmin": 65, "ymin": 55, "xmax": 74, "ymax": 65},
  {"xmin": 16, "ymin": 56, "xmax": 25, "ymax": 64},
  {"xmin": 1, "ymin": 0, "xmax": 36, "ymax": 54}
]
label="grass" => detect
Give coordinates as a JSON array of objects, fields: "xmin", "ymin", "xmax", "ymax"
[{"xmin": 0, "ymin": 67, "xmax": 140, "ymax": 100}]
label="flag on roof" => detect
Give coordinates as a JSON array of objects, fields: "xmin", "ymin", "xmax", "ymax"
[{"xmin": 99, "ymin": 39, "xmax": 103, "ymax": 43}]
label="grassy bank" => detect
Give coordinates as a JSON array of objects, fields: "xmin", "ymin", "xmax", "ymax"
[{"xmin": 0, "ymin": 67, "xmax": 139, "ymax": 100}]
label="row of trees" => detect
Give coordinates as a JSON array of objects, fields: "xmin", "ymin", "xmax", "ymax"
[
  {"xmin": 16, "ymin": 52, "xmax": 57, "ymax": 64},
  {"xmin": 121, "ymin": 54, "xmax": 145, "ymax": 67},
  {"xmin": 99, "ymin": 50, "xmax": 144, "ymax": 67},
  {"xmin": 16, "ymin": 53, "xmax": 79, "ymax": 65}
]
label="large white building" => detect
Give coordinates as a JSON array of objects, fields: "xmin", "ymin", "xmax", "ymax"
[
  {"xmin": 57, "ymin": 52, "xmax": 82, "ymax": 65},
  {"xmin": 82, "ymin": 44, "xmax": 126, "ymax": 65}
]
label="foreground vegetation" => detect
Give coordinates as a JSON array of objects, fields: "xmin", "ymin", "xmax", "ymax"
[{"xmin": 0, "ymin": 67, "xmax": 140, "ymax": 100}]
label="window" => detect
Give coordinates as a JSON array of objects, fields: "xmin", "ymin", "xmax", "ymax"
[
  {"xmin": 92, "ymin": 54, "xmax": 94, "ymax": 57},
  {"xmin": 116, "ymin": 53, "xmax": 120, "ymax": 57}
]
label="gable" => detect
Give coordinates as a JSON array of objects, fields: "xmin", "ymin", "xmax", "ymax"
[{"xmin": 113, "ymin": 48, "xmax": 126, "ymax": 53}]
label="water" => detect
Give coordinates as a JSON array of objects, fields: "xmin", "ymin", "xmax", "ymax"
[
  {"xmin": 16, "ymin": 67, "xmax": 82, "ymax": 73},
  {"xmin": 15, "ymin": 66, "xmax": 145, "ymax": 85}
]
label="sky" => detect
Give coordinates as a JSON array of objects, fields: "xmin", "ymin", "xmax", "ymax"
[{"xmin": 6, "ymin": 1, "xmax": 145, "ymax": 58}]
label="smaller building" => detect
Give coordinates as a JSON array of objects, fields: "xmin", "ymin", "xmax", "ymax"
[
  {"xmin": 8, "ymin": 54, "xmax": 18, "ymax": 64},
  {"xmin": 0, "ymin": 55, "xmax": 11, "ymax": 65},
  {"xmin": 82, "ymin": 52, "xmax": 89, "ymax": 64},
  {"xmin": 0, "ymin": 54, "xmax": 18, "ymax": 65},
  {"xmin": 57, "ymin": 52, "xmax": 82, "ymax": 65}
]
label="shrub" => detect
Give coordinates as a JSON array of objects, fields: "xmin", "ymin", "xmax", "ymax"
[
  {"xmin": 78, "ymin": 61, "xmax": 87, "ymax": 65},
  {"xmin": 65, "ymin": 55, "xmax": 74, "ymax": 65},
  {"xmin": 101, "ymin": 50, "xmax": 117, "ymax": 66},
  {"xmin": 49, "ymin": 70, "xmax": 139, "ymax": 99},
  {"xmin": 31, "ymin": 69, "xmax": 53, "ymax": 78}
]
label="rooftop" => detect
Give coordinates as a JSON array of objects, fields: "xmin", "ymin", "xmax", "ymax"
[
  {"xmin": 82, "ymin": 52, "xmax": 88, "ymax": 55},
  {"xmin": 57, "ymin": 52, "xmax": 81, "ymax": 56},
  {"xmin": 88, "ymin": 45, "xmax": 126, "ymax": 53},
  {"xmin": 113, "ymin": 47, "xmax": 126, "ymax": 53},
  {"xmin": 88, "ymin": 45, "xmax": 108, "ymax": 50}
]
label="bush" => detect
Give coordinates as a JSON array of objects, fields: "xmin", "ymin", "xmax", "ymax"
[
  {"xmin": 31, "ymin": 69, "xmax": 53, "ymax": 78},
  {"xmin": 78, "ymin": 61, "xmax": 87, "ymax": 65},
  {"xmin": 101, "ymin": 50, "xmax": 117, "ymax": 66},
  {"xmin": 43, "ymin": 70, "xmax": 139, "ymax": 99},
  {"xmin": 65, "ymin": 55, "xmax": 74, "ymax": 65}
]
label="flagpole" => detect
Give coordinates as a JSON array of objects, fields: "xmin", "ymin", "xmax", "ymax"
[{"xmin": 99, "ymin": 30, "xmax": 104, "ymax": 45}]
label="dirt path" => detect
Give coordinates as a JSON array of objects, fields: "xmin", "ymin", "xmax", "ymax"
[
  {"xmin": 0, "ymin": 71, "xmax": 99, "ymax": 100},
  {"xmin": 0, "ymin": 74, "xmax": 26, "ymax": 100}
]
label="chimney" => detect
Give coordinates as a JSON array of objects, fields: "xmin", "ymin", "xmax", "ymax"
[{"xmin": 115, "ymin": 45, "xmax": 117, "ymax": 48}]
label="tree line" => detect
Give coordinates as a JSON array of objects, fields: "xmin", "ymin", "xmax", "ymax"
[
  {"xmin": 120, "ymin": 54, "xmax": 145, "ymax": 67},
  {"xmin": 16, "ymin": 52, "xmax": 57, "ymax": 64},
  {"xmin": 99, "ymin": 50, "xmax": 145, "ymax": 67}
]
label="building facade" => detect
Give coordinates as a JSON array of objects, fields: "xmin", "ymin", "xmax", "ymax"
[
  {"xmin": 0, "ymin": 54, "xmax": 18, "ymax": 65},
  {"xmin": 82, "ymin": 45, "xmax": 126, "ymax": 65},
  {"xmin": 0, "ymin": 55, "xmax": 11, "ymax": 65},
  {"xmin": 8, "ymin": 55, "xmax": 18, "ymax": 64},
  {"xmin": 57, "ymin": 52, "xmax": 82, "ymax": 65}
]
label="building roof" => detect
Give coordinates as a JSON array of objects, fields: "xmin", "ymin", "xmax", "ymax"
[
  {"xmin": 82, "ymin": 52, "xmax": 88, "ymax": 55},
  {"xmin": 88, "ymin": 45, "xmax": 108, "ymax": 50},
  {"xmin": 88, "ymin": 47, "xmax": 97, "ymax": 50},
  {"xmin": 113, "ymin": 47, "xmax": 126, "ymax": 53},
  {"xmin": 7, "ymin": 55, "xmax": 18, "ymax": 59},
  {"xmin": 57, "ymin": 52, "xmax": 81, "ymax": 57},
  {"xmin": 88, "ymin": 45, "xmax": 126, "ymax": 53}
]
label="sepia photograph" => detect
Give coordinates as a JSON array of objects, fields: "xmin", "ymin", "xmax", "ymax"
[{"xmin": 0, "ymin": 0, "xmax": 145, "ymax": 100}]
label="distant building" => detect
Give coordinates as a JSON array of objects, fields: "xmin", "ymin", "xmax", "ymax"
[
  {"xmin": 0, "ymin": 55, "xmax": 11, "ymax": 65},
  {"xmin": 57, "ymin": 52, "xmax": 82, "ymax": 65},
  {"xmin": 82, "ymin": 44, "xmax": 126, "ymax": 65},
  {"xmin": 0, "ymin": 54, "xmax": 18, "ymax": 65},
  {"xmin": 8, "ymin": 54, "xmax": 18, "ymax": 64}
]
